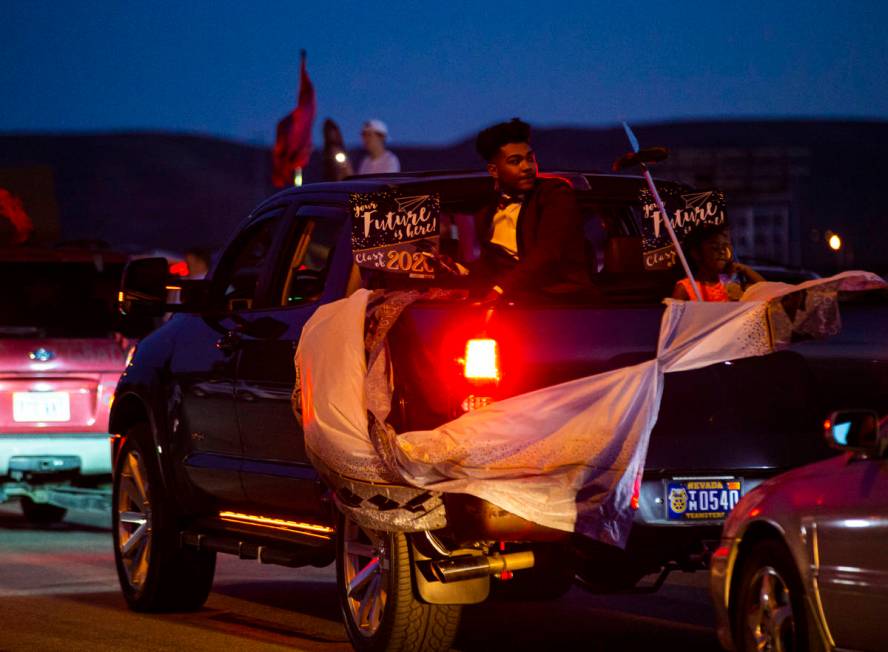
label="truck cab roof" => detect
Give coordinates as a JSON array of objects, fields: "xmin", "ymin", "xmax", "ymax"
[{"xmin": 250, "ymin": 170, "xmax": 684, "ymax": 220}]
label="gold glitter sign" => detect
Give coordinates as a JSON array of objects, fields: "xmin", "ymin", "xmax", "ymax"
[{"xmin": 349, "ymin": 191, "xmax": 440, "ymax": 277}]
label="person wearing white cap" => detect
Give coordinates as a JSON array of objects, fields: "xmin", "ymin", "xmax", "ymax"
[{"xmin": 357, "ymin": 119, "xmax": 401, "ymax": 174}]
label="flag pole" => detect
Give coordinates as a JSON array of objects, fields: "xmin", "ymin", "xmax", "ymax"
[
  {"xmin": 293, "ymin": 49, "xmax": 307, "ymax": 188},
  {"xmin": 621, "ymin": 122, "xmax": 702, "ymax": 302}
]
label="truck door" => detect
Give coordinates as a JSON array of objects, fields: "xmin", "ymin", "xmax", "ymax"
[
  {"xmin": 235, "ymin": 206, "xmax": 350, "ymax": 519},
  {"xmin": 172, "ymin": 213, "xmax": 282, "ymax": 503}
]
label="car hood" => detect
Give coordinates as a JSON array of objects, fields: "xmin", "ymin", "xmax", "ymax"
[{"xmin": 723, "ymin": 452, "xmax": 852, "ymax": 537}]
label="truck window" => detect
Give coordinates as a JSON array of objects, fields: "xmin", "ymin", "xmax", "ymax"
[
  {"xmin": 278, "ymin": 217, "xmax": 343, "ymax": 306},
  {"xmin": 582, "ymin": 211, "xmax": 607, "ymax": 275},
  {"xmin": 578, "ymin": 203, "xmax": 643, "ymax": 276},
  {"xmin": 217, "ymin": 217, "xmax": 280, "ymax": 311},
  {"xmin": 439, "ymin": 211, "xmax": 478, "ymax": 265}
]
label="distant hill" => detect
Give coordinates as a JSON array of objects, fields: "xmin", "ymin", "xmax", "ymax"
[{"xmin": 1, "ymin": 120, "xmax": 886, "ymax": 269}]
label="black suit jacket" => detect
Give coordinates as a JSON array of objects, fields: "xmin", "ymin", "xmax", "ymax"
[{"xmin": 475, "ymin": 177, "xmax": 590, "ymax": 297}]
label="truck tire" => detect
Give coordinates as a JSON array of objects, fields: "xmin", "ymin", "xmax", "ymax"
[
  {"xmin": 732, "ymin": 539, "xmax": 810, "ymax": 652},
  {"xmin": 337, "ymin": 511, "xmax": 461, "ymax": 652},
  {"xmin": 112, "ymin": 424, "xmax": 216, "ymax": 612},
  {"xmin": 20, "ymin": 497, "xmax": 67, "ymax": 525}
]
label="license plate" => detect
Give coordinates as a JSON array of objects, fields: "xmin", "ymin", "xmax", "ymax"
[
  {"xmin": 666, "ymin": 478, "xmax": 742, "ymax": 521},
  {"xmin": 12, "ymin": 392, "xmax": 71, "ymax": 423}
]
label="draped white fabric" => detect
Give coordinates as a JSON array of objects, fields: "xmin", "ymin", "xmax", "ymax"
[
  {"xmin": 296, "ymin": 289, "xmax": 389, "ymax": 483},
  {"xmin": 296, "ymin": 271, "xmax": 885, "ymax": 545}
]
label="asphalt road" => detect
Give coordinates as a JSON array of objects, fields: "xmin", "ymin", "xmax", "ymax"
[{"xmin": 0, "ymin": 502, "xmax": 723, "ymax": 651}]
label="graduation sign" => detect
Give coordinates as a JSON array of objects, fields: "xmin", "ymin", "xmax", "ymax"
[
  {"xmin": 349, "ymin": 191, "xmax": 440, "ymax": 277},
  {"xmin": 640, "ymin": 187, "xmax": 727, "ymax": 270}
]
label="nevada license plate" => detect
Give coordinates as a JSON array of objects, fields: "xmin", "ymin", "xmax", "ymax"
[
  {"xmin": 666, "ymin": 478, "xmax": 742, "ymax": 521},
  {"xmin": 12, "ymin": 391, "xmax": 71, "ymax": 423}
]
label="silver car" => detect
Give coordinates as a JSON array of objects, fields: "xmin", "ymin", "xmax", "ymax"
[{"xmin": 710, "ymin": 409, "xmax": 888, "ymax": 651}]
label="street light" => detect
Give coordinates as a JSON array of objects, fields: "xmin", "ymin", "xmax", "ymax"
[{"xmin": 826, "ymin": 231, "xmax": 842, "ymax": 251}]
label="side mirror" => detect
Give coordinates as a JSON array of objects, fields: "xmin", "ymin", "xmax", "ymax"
[
  {"xmin": 824, "ymin": 409, "xmax": 883, "ymax": 455},
  {"xmin": 119, "ymin": 257, "xmax": 211, "ymax": 319},
  {"xmin": 119, "ymin": 257, "xmax": 169, "ymax": 318}
]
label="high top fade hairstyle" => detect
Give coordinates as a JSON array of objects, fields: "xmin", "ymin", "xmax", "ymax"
[{"xmin": 475, "ymin": 118, "xmax": 531, "ymax": 161}]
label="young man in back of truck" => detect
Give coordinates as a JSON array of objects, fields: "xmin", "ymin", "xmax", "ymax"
[{"xmin": 474, "ymin": 118, "xmax": 591, "ymax": 302}]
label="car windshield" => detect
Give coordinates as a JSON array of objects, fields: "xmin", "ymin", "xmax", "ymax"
[{"xmin": 0, "ymin": 260, "xmax": 125, "ymax": 338}]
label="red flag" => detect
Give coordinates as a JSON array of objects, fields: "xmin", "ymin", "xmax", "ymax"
[
  {"xmin": 272, "ymin": 52, "xmax": 316, "ymax": 187},
  {"xmin": 0, "ymin": 189, "xmax": 33, "ymax": 245}
]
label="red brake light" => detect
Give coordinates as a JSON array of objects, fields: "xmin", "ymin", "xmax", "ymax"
[
  {"xmin": 712, "ymin": 545, "xmax": 731, "ymax": 561},
  {"xmin": 630, "ymin": 468, "xmax": 642, "ymax": 510},
  {"xmin": 463, "ymin": 338, "xmax": 500, "ymax": 381},
  {"xmin": 168, "ymin": 261, "xmax": 190, "ymax": 277}
]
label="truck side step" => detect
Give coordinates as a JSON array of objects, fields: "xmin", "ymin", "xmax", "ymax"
[
  {"xmin": 180, "ymin": 530, "xmax": 334, "ymax": 568},
  {"xmin": 180, "ymin": 510, "xmax": 337, "ymax": 568}
]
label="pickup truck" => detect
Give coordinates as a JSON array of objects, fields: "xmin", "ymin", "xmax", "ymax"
[{"xmin": 110, "ymin": 171, "xmax": 888, "ymax": 652}]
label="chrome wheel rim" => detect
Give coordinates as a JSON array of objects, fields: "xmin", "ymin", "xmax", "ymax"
[
  {"xmin": 117, "ymin": 449, "xmax": 152, "ymax": 591},
  {"xmin": 745, "ymin": 565, "xmax": 796, "ymax": 652},
  {"xmin": 342, "ymin": 517, "xmax": 389, "ymax": 637}
]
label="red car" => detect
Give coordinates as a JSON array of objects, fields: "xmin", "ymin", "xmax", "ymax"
[{"xmin": 0, "ymin": 247, "xmax": 129, "ymax": 523}]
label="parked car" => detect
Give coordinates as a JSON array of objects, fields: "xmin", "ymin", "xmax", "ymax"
[
  {"xmin": 710, "ymin": 409, "xmax": 888, "ymax": 652},
  {"xmin": 111, "ymin": 171, "xmax": 888, "ymax": 651},
  {"xmin": 0, "ymin": 246, "xmax": 129, "ymax": 523},
  {"xmin": 747, "ymin": 262, "xmax": 820, "ymax": 285}
]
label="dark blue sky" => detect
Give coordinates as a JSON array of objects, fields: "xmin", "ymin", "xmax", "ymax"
[{"xmin": 4, "ymin": 1, "xmax": 887, "ymax": 146}]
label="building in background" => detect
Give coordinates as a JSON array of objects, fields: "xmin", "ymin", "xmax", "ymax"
[{"xmin": 657, "ymin": 146, "xmax": 812, "ymax": 269}]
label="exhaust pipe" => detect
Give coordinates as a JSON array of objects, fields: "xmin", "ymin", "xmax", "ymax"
[{"xmin": 429, "ymin": 551, "xmax": 535, "ymax": 583}]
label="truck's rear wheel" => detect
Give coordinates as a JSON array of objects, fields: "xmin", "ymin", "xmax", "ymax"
[
  {"xmin": 20, "ymin": 497, "xmax": 67, "ymax": 525},
  {"xmin": 112, "ymin": 424, "xmax": 216, "ymax": 612},
  {"xmin": 336, "ymin": 511, "xmax": 461, "ymax": 652}
]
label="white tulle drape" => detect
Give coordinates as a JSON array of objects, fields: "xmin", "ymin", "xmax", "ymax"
[{"xmin": 296, "ymin": 271, "xmax": 884, "ymax": 545}]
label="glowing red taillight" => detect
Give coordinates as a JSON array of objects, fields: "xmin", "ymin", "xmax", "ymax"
[
  {"xmin": 711, "ymin": 545, "xmax": 730, "ymax": 561},
  {"xmin": 463, "ymin": 338, "xmax": 500, "ymax": 381},
  {"xmin": 168, "ymin": 261, "xmax": 190, "ymax": 277},
  {"xmin": 630, "ymin": 468, "xmax": 643, "ymax": 510}
]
